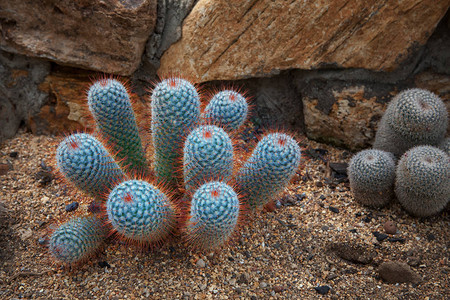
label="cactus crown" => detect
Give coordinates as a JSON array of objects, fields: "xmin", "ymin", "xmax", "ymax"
[
  {"xmin": 49, "ymin": 215, "xmax": 106, "ymax": 264},
  {"xmin": 386, "ymin": 88, "xmax": 448, "ymax": 142},
  {"xmin": 203, "ymin": 90, "xmax": 248, "ymax": 131},
  {"xmin": 183, "ymin": 125, "xmax": 234, "ymax": 193}
]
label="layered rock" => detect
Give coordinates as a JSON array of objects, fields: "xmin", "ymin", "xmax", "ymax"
[
  {"xmin": 0, "ymin": 0, "xmax": 157, "ymax": 75},
  {"xmin": 158, "ymin": 0, "xmax": 449, "ymax": 82}
]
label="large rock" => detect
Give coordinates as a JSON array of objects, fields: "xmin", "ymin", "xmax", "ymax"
[
  {"xmin": 0, "ymin": 0, "xmax": 157, "ymax": 75},
  {"xmin": 0, "ymin": 50, "xmax": 50, "ymax": 143},
  {"xmin": 158, "ymin": 0, "xmax": 449, "ymax": 82}
]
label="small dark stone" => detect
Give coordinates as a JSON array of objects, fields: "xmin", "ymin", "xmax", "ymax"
[
  {"xmin": 426, "ymin": 233, "xmax": 436, "ymax": 241},
  {"xmin": 234, "ymin": 288, "xmax": 242, "ymax": 294},
  {"xmin": 373, "ymin": 231, "xmax": 388, "ymax": 241},
  {"xmin": 349, "ymin": 229, "xmax": 357, "ymax": 233},
  {"xmin": 314, "ymin": 285, "xmax": 331, "ymax": 295},
  {"xmin": 306, "ymin": 254, "xmax": 314, "ymax": 261},
  {"xmin": 38, "ymin": 236, "xmax": 48, "ymax": 246},
  {"xmin": 322, "ymin": 225, "xmax": 329, "ymax": 231},
  {"xmin": 296, "ymin": 193, "xmax": 307, "ymax": 201},
  {"xmin": 243, "ymin": 251, "xmax": 251, "ymax": 259},
  {"xmin": 228, "ymin": 256, "xmax": 234, "ymax": 262},
  {"xmin": 388, "ymin": 237, "xmax": 405, "ymax": 243},
  {"xmin": 237, "ymin": 273, "xmax": 249, "ymax": 284},
  {"xmin": 251, "ymin": 296, "xmax": 257, "ymax": 300},
  {"xmin": 315, "ymin": 148, "xmax": 328, "ymax": 156},
  {"xmin": 315, "ymin": 181, "xmax": 324, "ymax": 188},
  {"xmin": 363, "ymin": 216, "xmax": 372, "ymax": 223},
  {"xmin": 355, "ymin": 212, "xmax": 362, "ymax": 217},
  {"xmin": 35, "ymin": 170, "xmax": 53, "ymax": 186},
  {"xmin": 319, "ymin": 195, "xmax": 326, "ymax": 200},
  {"xmin": 9, "ymin": 151, "xmax": 18, "ymax": 158},
  {"xmin": 329, "ymin": 206, "xmax": 339, "ymax": 213},
  {"xmin": 98, "ymin": 261, "xmax": 111, "ymax": 268},
  {"xmin": 65, "ymin": 202, "xmax": 79, "ymax": 212},
  {"xmin": 88, "ymin": 201, "xmax": 102, "ymax": 214},
  {"xmin": 329, "ymin": 162, "xmax": 348, "ymax": 176}
]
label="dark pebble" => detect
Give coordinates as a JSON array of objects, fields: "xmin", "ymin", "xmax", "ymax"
[
  {"xmin": 329, "ymin": 206, "xmax": 339, "ymax": 213},
  {"xmin": 373, "ymin": 231, "xmax": 388, "ymax": 241},
  {"xmin": 349, "ymin": 229, "xmax": 357, "ymax": 233},
  {"xmin": 363, "ymin": 216, "xmax": 372, "ymax": 223},
  {"xmin": 319, "ymin": 195, "xmax": 326, "ymax": 200},
  {"xmin": 228, "ymin": 256, "xmax": 234, "ymax": 262},
  {"xmin": 35, "ymin": 170, "xmax": 53, "ymax": 186},
  {"xmin": 296, "ymin": 193, "xmax": 307, "ymax": 201},
  {"xmin": 329, "ymin": 162, "xmax": 348, "ymax": 176},
  {"xmin": 388, "ymin": 237, "xmax": 405, "ymax": 243},
  {"xmin": 314, "ymin": 285, "xmax": 331, "ymax": 295},
  {"xmin": 98, "ymin": 261, "xmax": 111, "ymax": 268},
  {"xmin": 315, "ymin": 148, "xmax": 328, "ymax": 156},
  {"xmin": 65, "ymin": 202, "xmax": 79, "ymax": 212},
  {"xmin": 38, "ymin": 236, "xmax": 49, "ymax": 246},
  {"xmin": 9, "ymin": 151, "xmax": 18, "ymax": 158},
  {"xmin": 426, "ymin": 233, "xmax": 436, "ymax": 241},
  {"xmin": 315, "ymin": 181, "xmax": 324, "ymax": 188},
  {"xmin": 273, "ymin": 286, "xmax": 285, "ymax": 293},
  {"xmin": 383, "ymin": 220, "xmax": 397, "ymax": 235},
  {"xmin": 355, "ymin": 212, "xmax": 362, "ymax": 217}
]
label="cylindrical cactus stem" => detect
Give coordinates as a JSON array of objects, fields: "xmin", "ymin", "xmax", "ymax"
[
  {"xmin": 56, "ymin": 133, "xmax": 125, "ymax": 200},
  {"xmin": 395, "ymin": 145, "xmax": 450, "ymax": 217},
  {"xmin": 235, "ymin": 133, "xmax": 301, "ymax": 210},
  {"xmin": 185, "ymin": 181, "xmax": 240, "ymax": 251},
  {"xmin": 106, "ymin": 180, "xmax": 177, "ymax": 244},
  {"xmin": 373, "ymin": 88, "xmax": 448, "ymax": 157},
  {"xmin": 203, "ymin": 90, "xmax": 248, "ymax": 132},
  {"xmin": 183, "ymin": 125, "xmax": 234, "ymax": 194},
  {"xmin": 151, "ymin": 77, "xmax": 201, "ymax": 186},
  {"xmin": 88, "ymin": 78, "xmax": 147, "ymax": 175},
  {"xmin": 49, "ymin": 215, "xmax": 107, "ymax": 265},
  {"xmin": 348, "ymin": 149, "xmax": 396, "ymax": 208}
]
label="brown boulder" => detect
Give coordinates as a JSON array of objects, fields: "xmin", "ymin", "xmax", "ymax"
[
  {"xmin": 158, "ymin": 0, "xmax": 449, "ymax": 82},
  {"xmin": 378, "ymin": 261, "xmax": 421, "ymax": 284},
  {"xmin": 0, "ymin": 0, "xmax": 157, "ymax": 75}
]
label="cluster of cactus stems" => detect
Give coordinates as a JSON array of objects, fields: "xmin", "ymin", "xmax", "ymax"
[
  {"xmin": 349, "ymin": 88, "xmax": 449, "ymax": 217},
  {"xmin": 51, "ymin": 77, "xmax": 302, "ymax": 265}
]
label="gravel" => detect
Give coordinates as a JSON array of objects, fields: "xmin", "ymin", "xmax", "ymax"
[{"xmin": 0, "ymin": 130, "xmax": 449, "ymax": 299}]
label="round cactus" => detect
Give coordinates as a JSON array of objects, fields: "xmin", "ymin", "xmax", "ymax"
[
  {"xmin": 183, "ymin": 125, "xmax": 234, "ymax": 194},
  {"xmin": 373, "ymin": 88, "xmax": 448, "ymax": 157},
  {"xmin": 49, "ymin": 215, "xmax": 107, "ymax": 264},
  {"xmin": 203, "ymin": 90, "xmax": 248, "ymax": 131},
  {"xmin": 186, "ymin": 181, "xmax": 240, "ymax": 251},
  {"xmin": 56, "ymin": 133, "xmax": 125, "ymax": 200},
  {"xmin": 438, "ymin": 137, "xmax": 450, "ymax": 156},
  {"xmin": 235, "ymin": 133, "xmax": 301, "ymax": 209},
  {"xmin": 151, "ymin": 77, "xmax": 201, "ymax": 185},
  {"xmin": 348, "ymin": 149, "xmax": 396, "ymax": 208},
  {"xmin": 106, "ymin": 180, "xmax": 176, "ymax": 243},
  {"xmin": 87, "ymin": 78, "xmax": 147, "ymax": 175},
  {"xmin": 395, "ymin": 145, "xmax": 450, "ymax": 217}
]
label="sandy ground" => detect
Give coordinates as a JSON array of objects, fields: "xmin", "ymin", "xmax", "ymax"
[{"xmin": 0, "ymin": 130, "xmax": 449, "ymax": 300}]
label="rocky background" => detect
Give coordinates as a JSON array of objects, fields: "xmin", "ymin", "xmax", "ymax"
[{"xmin": 1, "ymin": 0, "xmax": 449, "ymax": 150}]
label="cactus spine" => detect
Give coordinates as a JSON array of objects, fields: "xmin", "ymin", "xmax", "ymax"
[
  {"xmin": 235, "ymin": 133, "xmax": 301, "ymax": 209},
  {"xmin": 373, "ymin": 88, "xmax": 448, "ymax": 157},
  {"xmin": 203, "ymin": 90, "xmax": 248, "ymax": 131},
  {"xmin": 183, "ymin": 125, "xmax": 234, "ymax": 193},
  {"xmin": 49, "ymin": 215, "xmax": 107, "ymax": 264},
  {"xmin": 56, "ymin": 133, "xmax": 125, "ymax": 200},
  {"xmin": 348, "ymin": 149, "xmax": 396, "ymax": 208},
  {"xmin": 186, "ymin": 181, "xmax": 240, "ymax": 250},
  {"xmin": 151, "ymin": 77, "xmax": 201, "ymax": 185},
  {"xmin": 106, "ymin": 180, "xmax": 176, "ymax": 243},
  {"xmin": 395, "ymin": 145, "xmax": 450, "ymax": 217}
]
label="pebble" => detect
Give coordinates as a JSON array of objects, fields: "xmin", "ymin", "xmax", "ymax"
[
  {"xmin": 295, "ymin": 193, "xmax": 307, "ymax": 201},
  {"xmin": 237, "ymin": 273, "xmax": 249, "ymax": 284},
  {"xmin": 65, "ymin": 202, "xmax": 79, "ymax": 212},
  {"xmin": 426, "ymin": 233, "xmax": 436, "ymax": 241},
  {"xmin": 315, "ymin": 181, "xmax": 324, "ymax": 188},
  {"xmin": 259, "ymin": 282, "xmax": 267, "ymax": 288},
  {"xmin": 0, "ymin": 163, "xmax": 10, "ymax": 176},
  {"xmin": 196, "ymin": 259, "xmax": 206, "ymax": 268},
  {"xmin": 378, "ymin": 261, "xmax": 421, "ymax": 284},
  {"xmin": 314, "ymin": 285, "xmax": 331, "ymax": 295},
  {"xmin": 9, "ymin": 151, "xmax": 18, "ymax": 158},
  {"xmin": 387, "ymin": 237, "xmax": 405, "ymax": 243},
  {"xmin": 330, "ymin": 242, "xmax": 375, "ymax": 264},
  {"xmin": 329, "ymin": 206, "xmax": 339, "ymax": 213},
  {"xmin": 38, "ymin": 236, "xmax": 49, "ymax": 246},
  {"xmin": 273, "ymin": 285, "xmax": 285, "ymax": 293},
  {"xmin": 383, "ymin": 220, "xmax": 397, "ymax": 234},
  {"xmin": 373, "ymin": 231, "xmax": 388, "ymax": 241},
  {"xmin": 98, "ymin": 261, "xmax": 111, "ymax": 268}
]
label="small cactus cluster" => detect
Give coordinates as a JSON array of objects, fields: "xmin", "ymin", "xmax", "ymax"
[
  {"xmin": 49, "ymin": 77, "xmax": 301, "ymax": 265},
  {"xmin": 349, "ymin": 88, "xmax": 449, "ymax": 217}
]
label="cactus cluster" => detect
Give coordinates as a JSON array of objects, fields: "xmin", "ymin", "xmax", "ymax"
[
  {"xmin": 49, "ymin": 76, "xmax": 301, "ymax": 265},
  {"xmin": 349, "ymin": 88, "xmax": 449, "ymax": 217}
]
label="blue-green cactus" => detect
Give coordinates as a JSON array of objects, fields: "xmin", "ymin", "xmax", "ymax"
[
  {"xmin": 235, "ymin": 133, "xmax": 301, "ymax": 209},
  {"xmin": 106, "ymin": 180, "xmax": 176, "ymax": 243},
  {"xmin": 183, "ymin": 125, "xmax": 234, "ymax": 194},
  {"xmin": 203, "ymin": 90, "xmax": 248, "ymax": 131},
  {"xmin": 186, "ymin": 181, "xmax": 240, "ymax": 250},
  {"xmin": 49, "ymin": 215, "xmax": 107, "ymax": 264},
  {"xmin": 373, "ymin": 88, "xmax": 448, "ymax": 157},
  {"xmin": 348, "ymin": 149, "xmax": 396, "ymax": 208},
  {"xmin": 395, "ymin": 145, "xmax": 450, "ymax": 217},
  {"xmin": 56, "ymin": 133, "xmax": 125, "ymax": 200},
  {"xmin": 151, "ymin": 77, "xmax": 201, "ymax": 185},
  {"xmin": 87, "ymin": 78, "xmax": 147, "ymax": 175}
]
